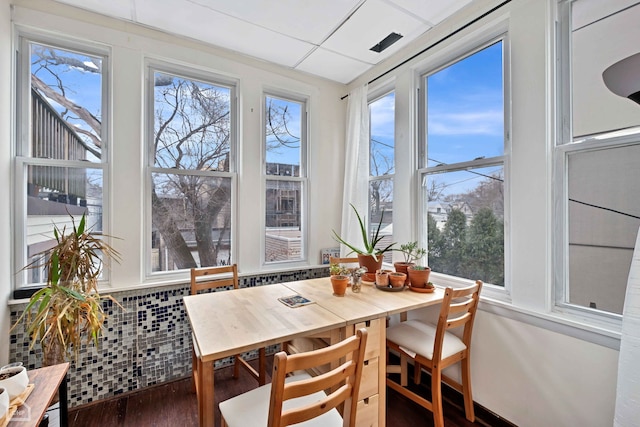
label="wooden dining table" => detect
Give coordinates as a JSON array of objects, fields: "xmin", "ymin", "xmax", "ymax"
[{"xmin": 183, "ymin": 276, "xmax": 445, "ymax": 427}]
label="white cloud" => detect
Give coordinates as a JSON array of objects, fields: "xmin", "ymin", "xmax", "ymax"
[
  {"xmin": 370, "ymin": 94, "xmax": 395, "ymax": 137},
  {"xmin": 429, "ymin": 110, "xmax": 503, "ymax": 136}
]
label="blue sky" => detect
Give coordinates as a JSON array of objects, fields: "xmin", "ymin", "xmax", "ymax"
[{"xmin": 370, "ymin": 41, "xmax": 504, "ymax": 196}]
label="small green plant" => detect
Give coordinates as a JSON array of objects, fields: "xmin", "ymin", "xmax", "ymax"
[
  {"xmin": 332, "ymin": 204, "xmax": 396, "ymax": 261},
  {"xmin": 329, "ymin": 263, "xmax": 350, "ymax": 275},
  {"xmin": 399, "ymin": 241, "xmax": 427, "ymax": 264}
]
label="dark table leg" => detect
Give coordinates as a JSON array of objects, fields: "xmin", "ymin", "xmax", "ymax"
[{"xmin": 59, "ymin": 374, "xmax": 68, "ymax": 427}]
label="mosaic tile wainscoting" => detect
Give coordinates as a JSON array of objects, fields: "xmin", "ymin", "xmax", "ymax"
[{"xmin": 9, "ymin": 267, "xmax": 329, "ymax": 407}]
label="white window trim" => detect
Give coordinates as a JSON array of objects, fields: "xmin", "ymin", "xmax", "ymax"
[
  {"xmin": 367, "ymin": 87, "xmax": 396, "ymax": 266},
  {"xmin": 261, "ymin": 90, "xmax": 309, "ymax": 267},
  {"xmin": 415, "ymin": 33, "xmax": 512, "ymax": 302},
  {"xmin": 144, "ymin": 60, "xmax": 239, "ymax": 281},
  {"xmin": 552, "ymin": 0, "xmax": 636, "ymax": 329},
  {"xmin": 13, "ymin": 30, "xmax": 111, "ymax": 290}
]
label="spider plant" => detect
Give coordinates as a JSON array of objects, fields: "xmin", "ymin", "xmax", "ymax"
[{"xmin": 13, "ymin": 213, "xmax": 121, "ymax": 365}]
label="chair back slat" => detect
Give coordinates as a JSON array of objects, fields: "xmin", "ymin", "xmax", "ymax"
[
  {"xmin": 190, "ymin": 264, "xmax": 238, "ymax": 295},
  {"xmin": 283, "ymin": 362, "xmax": 356, "ymax": 400},
  {"xmin": 329, "ymin": 256, "xmax": 360, "ymax": 265},
  {"xmin": 268, "ymin": 328, "xmax": 368, "ymax": 427},
  {"xmin": 434, "ymin": 280, "xmax": 483, "ymax": 359}
]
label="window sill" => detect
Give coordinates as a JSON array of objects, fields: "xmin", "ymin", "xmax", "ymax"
[{"xmin": 478, "ymin": 297, "xmax": 621, "ymax": 350}]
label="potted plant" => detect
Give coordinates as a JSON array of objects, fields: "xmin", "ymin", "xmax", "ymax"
[
  {"xmin": 330, "ymin": 274, "xmax": 350, "ymax": 296},
  {"xmin": 332, "ymin": 204, "xmax": 396, "ymax": 274},
  {"xmin": 329, "ymin": 263, "xmax": 351, "ymax": 276},
  {"xmin": 12, "ymin": 213, "xmax": 121, "ymax": 366},
  {"xmin": 407, "ymin": 265, "xmax": 432, "ymax": 288},
  {"xmin": 388, "ymin": 272, "xmax": 407, "ymax": 288},
  {"xmin": 394, "ymin": 241, "xmax": 427, "ymax": 284}
]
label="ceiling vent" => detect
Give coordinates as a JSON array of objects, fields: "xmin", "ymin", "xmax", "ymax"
[{"xmin": 370, "ymin": 32, "xmax": 403, "ymax": 53}]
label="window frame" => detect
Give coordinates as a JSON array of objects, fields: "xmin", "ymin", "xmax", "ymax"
[
  {"xmin": 261, "ymin": 90, "xmax": 309, "ymax": 266},
  {"xmin": 553, "ymin": 0, "xmax": 639, "ymax": 324},
  {"xmin": 13, "ymin": 31, "xmax": 111, "ymax": 291},
  {"xmin": 368, "ymin": 88, "xmax": 396, "ymax": 263},
  {"xmin": 144, "ymin": 60, "xmax": 239, "ymax": 280},
  {"xmin": 416, "ymin": 33, "xmax": 512, "ymax": 298}
]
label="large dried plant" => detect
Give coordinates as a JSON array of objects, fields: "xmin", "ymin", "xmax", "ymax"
[{"xmin": 13, "ymin": 213, "xmax": 121, "ymax": 365}]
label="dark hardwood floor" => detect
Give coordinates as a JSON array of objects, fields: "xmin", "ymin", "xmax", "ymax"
[{"xmin": 68, "ymin": 356, "xmax": 502, "ymax": 426}]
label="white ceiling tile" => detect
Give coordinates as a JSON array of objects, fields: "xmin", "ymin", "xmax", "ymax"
[
  {"xmin": 52, "ymin": 0, "xmax": 135, "ymax": 20},
  {"xmin": 387, "ymin": 0, "xmax": 472, "ymax": 26},
  {"xmin": 50, "ymin": 0, "xmax": 473, "ymax": 84},
  {"xmin": 188, "ymin": 0, "xmax": 363, "ymax": 44},
  {"xmin": 322, "ymin": 0, "xmax": 425, "ymax": 64},
  {"xmin": 296, "ymin": 48, "xmax": 371, "ymax": 84},
  {"xmin": 135, "ymin": 0, "xmax": 314, "ymax": 67}
]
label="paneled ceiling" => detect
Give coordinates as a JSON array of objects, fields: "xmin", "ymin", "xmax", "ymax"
[{"xmin": 52, "ymin": 0, "xmax": 473, "ymax": 84}]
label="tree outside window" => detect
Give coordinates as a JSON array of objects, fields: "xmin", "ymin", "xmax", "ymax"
[{"xmin": 150, "ymin": 70, "xmax": 234, "ymax": 271}]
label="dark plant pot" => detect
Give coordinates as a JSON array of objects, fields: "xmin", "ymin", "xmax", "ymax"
[
  {"xmin": 394, "ymin": 262, "xmax": 415, "ymax": 285},
  {"xmin": 331, "ymin": 275, "xmax": 350, "ymax": 296},
  {"xmin": 358, "ymin": 254, "xmax": 383, "ymax": 274},
  {"xmin": 407, "ymin": 266, "xmax": 431, "ymax": 288}
]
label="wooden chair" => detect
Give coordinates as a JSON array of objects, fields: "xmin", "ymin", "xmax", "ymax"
[
  {"xmin": 220, "ymin": 328, "xmax": 368, "ymax": 427},
  {"xmin": 190, "ymin": 265, "xmax": 267, "ymax": 405},
  {"xmin": 329, "ymin": 256, "xmax": 360, "ymax": 266},
  {"xmin": 386, "ymin": 281, "xmax": 483, "ymax": 427}
]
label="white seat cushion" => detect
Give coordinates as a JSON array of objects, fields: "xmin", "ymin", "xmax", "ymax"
[
  {"xmin": 219, "ymin": 372, "xmax": 344, "ymax": 427},
  {"xmin": 386, "ymin": 319, "xmax": 466, "ymax": 360}
]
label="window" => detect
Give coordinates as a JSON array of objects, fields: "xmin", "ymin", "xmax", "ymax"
[
  {"xmin": 369, "ymin": 91, "xmax": 395, "ymax": 264},
  {"xmin": 148, "ymin": 66, "xmax": 236, "ymax": 273},
  {"xmin": 419, "ymin": 40, "xmax": 506, "ymax": 286},
  {"xmin": 264, "ymin": 93, "xmax": 307, "ymax": 263},
  {"xmin": 15, "ymin": 36, "xmax": 108, "ymax": 288},
  {"xmin": 556, "ymin": 0, "xmax": 640, "ymax": 316}
]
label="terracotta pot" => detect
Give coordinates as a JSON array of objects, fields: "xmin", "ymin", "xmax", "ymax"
[
  {"xmin": 357, "ymin": 254, "xmax": 383, "ymax": 275},
  {"xmin": 331, "ymin": 275, "xmax": 350, "ymax": 296},
  {"xmin": 394, "ymin": 262, "xmax": 414, "ymax": 285},
  {"xmin": 375, "ymin": 269, "xmax": 391, "ymax": 287},
  {"xmin": 407, "ymin": 266, "xmax": 431, "ymax": 288},
  {"xmin": 388, "ymin": 272, "xmax": 407, "ymax": 287}
]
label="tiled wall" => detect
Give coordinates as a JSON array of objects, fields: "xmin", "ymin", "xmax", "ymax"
[{"xmin": 9, "ymin": 267, "xmax": 329, "ymax": 407}]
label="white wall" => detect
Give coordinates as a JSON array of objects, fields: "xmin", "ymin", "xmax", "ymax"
[
  {"xmin": 1, "ymin": 0, "xmax": 627, "ymax": 425},
  {"xmin": 351, "ymin": 0, "xmax": 621, "ymax": 425}
]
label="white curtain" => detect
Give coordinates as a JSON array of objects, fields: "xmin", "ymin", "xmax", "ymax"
[
  {"xmin": 614, "ymin": 226, "xmax": 640, "ymax": 426},
  {"xmin": 340, "ymin": 84, "xmax": 369, "ymax": 257}
]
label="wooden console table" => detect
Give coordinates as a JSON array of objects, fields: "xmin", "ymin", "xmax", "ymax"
[{"xmin": 8, "ymin": 363, "xmax": 69, "ymax": 427}]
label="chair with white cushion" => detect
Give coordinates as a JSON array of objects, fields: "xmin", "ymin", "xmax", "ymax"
[
  {"xmin": 220, "ymin": 328, "xmax": 368, "ymax": 427},
  {"xmin": 386, "ymin": 281, "xmax": 482, "ymax": 427}
]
